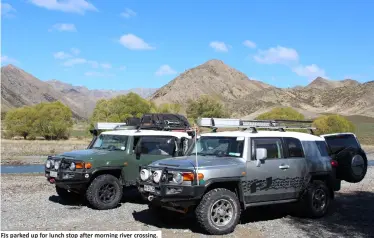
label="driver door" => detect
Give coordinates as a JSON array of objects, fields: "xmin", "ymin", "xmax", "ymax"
[{"xmin": 243, "ymin": 137, "xmax": 298, "ymax": 203}]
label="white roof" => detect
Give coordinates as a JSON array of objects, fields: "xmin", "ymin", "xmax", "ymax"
[
  {"xmin": 100, "ymin": 129, "xmax": 192, "ymax": 138},
  {"xmin": 200, "ymin": 130, "xmax": 325, "ymax": 141}
]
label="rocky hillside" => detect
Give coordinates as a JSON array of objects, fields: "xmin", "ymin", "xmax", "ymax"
[
  {"xmin": 1, "ymin": 65, "xmax": 157, "ymax": 119},
  {"xmin": 150, "ymin": 60, "xmax": 374, "ymax": 118},
  {"xmin": 149, "ymin": 59, "xmax": 273, "ymax": 105}
]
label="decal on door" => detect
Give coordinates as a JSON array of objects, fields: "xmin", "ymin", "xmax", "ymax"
[{"xmin": 241, "ymin": 176, "xmax": 307, "ymax": 194}]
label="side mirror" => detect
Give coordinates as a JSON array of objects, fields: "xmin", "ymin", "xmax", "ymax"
[{"xmin": 256, "ymin": 148, "xmax": 267, "ymax": 167}]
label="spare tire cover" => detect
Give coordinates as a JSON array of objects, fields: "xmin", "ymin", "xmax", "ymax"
[{"xmin": 335, "ymin": 148, "xmax": 367, "ymax": 183}]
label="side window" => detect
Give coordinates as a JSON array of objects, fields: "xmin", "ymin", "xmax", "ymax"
[
  {"xmin": 252, "ymin": 138, "xmax": 283, "ymax": 160},
  {"xmin": 316, "ymin": 141, "xmax": 329, "ymax": 157},
  {"xmin": 138, "ymin": 136, "xmax": 175, "ymax": 156},
  {"xmin": 284, "ymin": 137, "xmax": 305, "ymax": 158}
]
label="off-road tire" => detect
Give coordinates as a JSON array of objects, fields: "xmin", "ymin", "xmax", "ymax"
[
  {"xmin": 55, "ymin": 186, "xmax": 82, "ymax": 203},
  {"xmin": 195, "ymin": 188, "xmax": 241, "ymax": 235},
  {"xmin": 86, "ymin": 174, "xmax": 123, "ymax": 210},
  {"xmin": 299, "ymin": 180, "xmax": 331, "ymax": 218}
]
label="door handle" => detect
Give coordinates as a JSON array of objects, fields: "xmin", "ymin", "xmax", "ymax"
[{"xmin": 279, "ymin": 164, "xmax": 290, "ymax": 170}]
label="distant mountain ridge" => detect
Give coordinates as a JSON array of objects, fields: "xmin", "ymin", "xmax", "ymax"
[
  {"xmin": 1, "ymin": 61, "xmax": 373, "ymax": 119},
  {"xmin": 1, "ymin": 64, "xmax": 157, "ymax": 119}
]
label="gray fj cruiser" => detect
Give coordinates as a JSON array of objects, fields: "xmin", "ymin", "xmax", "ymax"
[{"xmin": 137, "ymin": 118, "xmax": 368, "ymax": 235}]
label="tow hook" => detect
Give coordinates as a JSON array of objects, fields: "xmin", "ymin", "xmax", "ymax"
[
  {"xmin": 49, "ymin": 178, "xmax": 55, "ymax": 184},
  {"xmin": 148, "ymin": 195, "xmax": 154, "ymax": 201}
]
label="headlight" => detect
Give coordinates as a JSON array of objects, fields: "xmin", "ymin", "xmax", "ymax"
[
  {"xmin": 45, "ymin": 160, "xmax": 51, "ymax": 169},
  {"xmin": 152, "ymin": 170, "xmax": 163, "ymax": 183},
  {"xmin": 140, "ymin": 169, "xmax": 151, "ymax": 181},
  {"xmin": 69, "ymin": 162, "xmax": 76, "ymax": 171},
  {"xmin": 172, "ymin": 172, "xmax": 183, "ymax": 184},
  {"xmin": 54, "ymin": 161, "xmax": 60, "ymax": 170}
]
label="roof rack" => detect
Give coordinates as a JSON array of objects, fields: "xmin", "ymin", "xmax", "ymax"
[{"xmin": 196, "ymin": 117, "xmax": 316, "ymax": 134}]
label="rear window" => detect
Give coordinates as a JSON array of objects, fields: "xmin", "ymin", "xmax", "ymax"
[
  {"xmin": 316, "ymin": 141, "xmax": 329, "ymax": 157},
  {"xmin": 324, "ymin": 134, "xmax": 360, "ymax": 154}
]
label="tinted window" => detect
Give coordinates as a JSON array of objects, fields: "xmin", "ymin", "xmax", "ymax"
[
  {"xmin": 284, "ymin": 137, "xmax": 304, "ymax": 158},
  {"xmin": 138, "ymin": 136, "xmax": 175, "ymax": 155},
  {"xmin": 253, "ymin": 138, "xmax": 283, "ymax": 159},
  {"xmin": 187, "ymin": 136, "xmax": 244, "ymax": 157},
  {"xmin": 324, "ymin": 134, "xmax": 360, "ymax": 154},
  {"xmin": 316, "ymin": 141, "xmax": 329, "ymax": 157}
]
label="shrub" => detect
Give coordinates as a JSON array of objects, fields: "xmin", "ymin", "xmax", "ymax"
[
  {"xmin": 313, "ymin": 114, "xmax": 355, "ymax": 135},
  {"xmin": 255, "ymin": 107, "xmax": 305, "ymax": 120}
]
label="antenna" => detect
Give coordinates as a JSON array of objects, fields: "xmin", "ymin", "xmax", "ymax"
[
  {"xmin": 196, "ymin": 118, "xmax": 316, "ymax": 134},
  {"xmin": 194, "ymin": 127, "xmax": 199, "ymax": 186}
]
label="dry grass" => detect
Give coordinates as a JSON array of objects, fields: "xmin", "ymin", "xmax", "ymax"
[{"xmin": 1, "ymin": 138, "xmax": 90, "ymax": 164}]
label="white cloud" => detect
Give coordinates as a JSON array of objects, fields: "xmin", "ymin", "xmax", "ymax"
[
  {"xmin": 121, "ymin": 8, "xmax": 136, "ymax": 18},
  {"xmin": 63, "ymin": 58, "xmax": 87, "ymax": 67},
  {"xmin": 87, "ymin": 60, "xmax": 99, "ymax": 68},
  {"xmin": 51, "ymin": 23, "xmax": 77, "ymax": 32},
  {"xmin": 119, "ymin": 65, "xmax": 127, "ymax": 71},
  {"xmin": 30, "ymin": 0, "xmax": 97, "ymax": 14},
  {"xmin": 119, "ymin": 34, "xmax": 154, "ymax": 50},
  {"xmin": 209, "ymin": 41, "xmax": 229, "ymax": 52},
  {"xmin": 84, "ymin": 71, "xmax": 115, "ymax": 77},
  {"xmin": 1, "ymin": 55, "xmax": 18, "ymax": 64},
  {"xmin": 253, "ymin": 46, "xmax": 299, "ymax": 64},
  {"xmin": 100, "ymin": 63, "xmax": 112, "ymax": 69},
  {"xmin": 292, "ymin": 64, "xmax": 327, "ymax": 80},
  {"xmin": 155, "ymin": 65, "xmax": 177, "ymax": 76},
  {"xmin": 243, "ymin": 40, "xmax": 256, "ymax": 49},
  {"xmin": 1, "ymin": 3, "xmax": 16, "ymax": 17},
  {"xmin": 70, "ymin": 48, "xmax": 80, "ymax": 55},
  {"xmin": 54, "ymin": 51, "xmax": 72, "ymax": 59}
]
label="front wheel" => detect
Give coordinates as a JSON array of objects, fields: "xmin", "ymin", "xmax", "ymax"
[
  {"xmin": 86, "ymin": 174, "xmax": 123, "ymax": 210},
  {"xmin": 195, "ymin": 188, "xmax": 241, "ymax": 235}
]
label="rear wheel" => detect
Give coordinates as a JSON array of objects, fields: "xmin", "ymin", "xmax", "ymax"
[{"xmin": 300, "ymin": 180, "xmax": 331, "ymax": 218}]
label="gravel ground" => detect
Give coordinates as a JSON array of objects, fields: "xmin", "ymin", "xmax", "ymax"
[{"xmin": 1, "ymin": 159, "xmax": 374, "ymax": 238}]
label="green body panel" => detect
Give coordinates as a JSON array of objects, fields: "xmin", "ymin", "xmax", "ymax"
[{"xmin": 56, "ymin": 135, "xmax": 175, "ymax": 186}]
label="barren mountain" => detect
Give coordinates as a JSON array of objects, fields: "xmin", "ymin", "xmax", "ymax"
[
  {"xmin": 150, "ymin": 60, "xmax": 374, "ymax": 118},
  {"xmin": 149, "ymin": 59, "xmax": 273, "ymax": 105},
  {"xmin": 1, "ymin": 65, "xmax": 157, "ymax": 119},
  {"xmin": 1, "ymin": 65, "xmax": 88, "ymax": 119}
]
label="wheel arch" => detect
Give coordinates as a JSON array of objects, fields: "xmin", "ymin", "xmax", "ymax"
[{"xmin": 203, "ymin": 178, "xmax": 245, "ymax": 207}]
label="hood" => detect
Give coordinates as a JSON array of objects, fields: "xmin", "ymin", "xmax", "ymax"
[
  {"xmin": 149, "ymin": 155, "xmax": 244, "ymax": 169},
  {"xmin": 57, "ymin": 149, "xmax": 113, "ymax": 160}
]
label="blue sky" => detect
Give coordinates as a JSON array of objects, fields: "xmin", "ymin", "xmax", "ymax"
[{"xmin": 1, "ymin": 0, "xmax": 374, "ymax": 90}]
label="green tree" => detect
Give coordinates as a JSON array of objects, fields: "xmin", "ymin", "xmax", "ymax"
[
  {"xmin": 32, "ymin": 101, "xmax": 74, "ymax": 140},
  {"xmin": 255, "ymin": 107, "xmax": 305, "ymax": 120},
  {"xmin": 89, "ymin": 92, "xmax": 157, "ymax": 128},
  {"xmin": 4, "ymin": 106, "xmax": 37, "ymax": 139},
  {"xmin": 186, "ymin": 95, "xmax": 228, "ymax": 122},
  {"xmin": 313, "ymin": 114, "xmax": 355, "ymax": 135}
]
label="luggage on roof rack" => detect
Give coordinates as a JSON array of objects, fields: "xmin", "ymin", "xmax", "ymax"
[
  {"xmin": 197, "ymin": 117, "xmax": 316, "ymax": 134},
  {"xmin": 138, "ymin": 113, "xmax": 192, "ymax": 131}
]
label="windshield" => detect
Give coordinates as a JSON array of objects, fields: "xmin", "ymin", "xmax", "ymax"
[
  {"xmin": 186, "ymin": 136, "xmax": 244, "ymax": 157},
  {"xmin": 92, "ymin": 134, "xmax": 128, "ymax": 151}
]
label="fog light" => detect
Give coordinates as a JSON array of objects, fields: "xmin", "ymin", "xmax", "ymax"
[
  {"xmin": 140, "ymin": 169, "xmax": 151, "ymax": 181},
  {"xmin": 69, "ymin": 162, "xmax": 76, "ymax": 171},
  {"xmin": 153, "ymin": 170, "xmax": 162, "ymax": 183},
  {"xmin": 46, "ymin": 160, "xmax": 51, "ymax": 169}
]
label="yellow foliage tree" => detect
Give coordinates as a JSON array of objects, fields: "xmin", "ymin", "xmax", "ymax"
[{"xmin": 313, "ymin": 114, "xmax": 355, "ymax": 135}]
